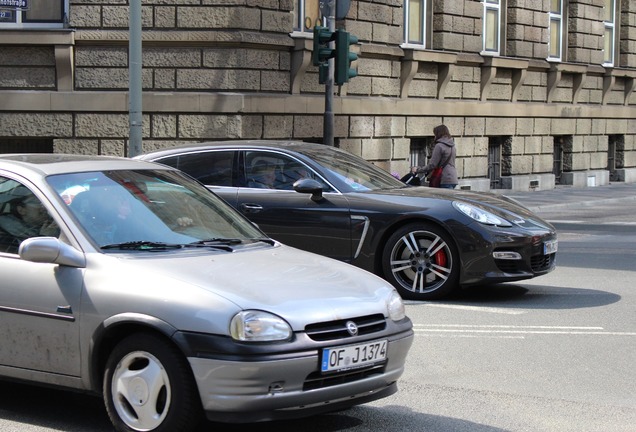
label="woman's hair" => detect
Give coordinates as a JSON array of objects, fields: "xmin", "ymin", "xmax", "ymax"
[{"xmin": 433, "ymin": 124, "xmax": 451, "ymax": 141}]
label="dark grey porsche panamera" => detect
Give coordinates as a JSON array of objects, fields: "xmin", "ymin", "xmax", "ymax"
[{"xmin": 138, "ymin": 140, "xmax": 557, "ymax": 300}]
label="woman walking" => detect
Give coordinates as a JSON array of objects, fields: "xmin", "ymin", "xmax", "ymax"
[{"xmin": 419, "ymin": 124, "xmax": 458, "ymax": 189}]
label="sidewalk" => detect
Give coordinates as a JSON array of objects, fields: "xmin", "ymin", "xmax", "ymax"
[{"xmin": 494, "ymin": 182, "xmax": 636, "ymax": 213}]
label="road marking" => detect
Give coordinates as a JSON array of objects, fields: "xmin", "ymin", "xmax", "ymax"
[
  {"xmin": 409, "ymin": 302, "xmax": 527, "ymax": 315},
  {"xmin": 413, "ymin": 324, "xmax": 636, "ymax": 337}
]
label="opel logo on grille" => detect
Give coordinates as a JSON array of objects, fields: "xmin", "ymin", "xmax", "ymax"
[{"xmin": 345, "ymin": 321, "xmax": 358, "ymax": 336}]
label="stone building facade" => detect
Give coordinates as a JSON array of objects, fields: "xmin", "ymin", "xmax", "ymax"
[{"xmin": 1, "ymin": 0, "xmax": 635, "ymax": 190}]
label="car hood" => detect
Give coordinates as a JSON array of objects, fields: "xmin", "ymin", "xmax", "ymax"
[
  {"xmin": 109, "ymin": 244, "xmax": 395, "ymax": 330},
  {"xmin": 357, "ymin": 186, "xmax": 553, "ymax": 228}
]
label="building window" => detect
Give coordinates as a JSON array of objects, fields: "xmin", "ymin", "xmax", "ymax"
[
  {"xmin": 607, "ymin": 134, "xmax": 624, "ymax": 181},
  {"xmin": 603, "ymin": 0, "xmax": 616, "ymax": 66},
  {"xmin": 404, "ymin": 0, "xmax": 431, "ymax": 47},
  {"xmin": 482, "ymin": 0, "xmax": 502, "ymax": 55},
  {"xmin": 0, "ymin": 0, "xmax": 66, "ymax": 28},
  {"xmin": 409, "ymin": 138, "xmax": 433, "ymax": 168},
  {"xmin": 294, "ymin": 0, "xmax": 321, "ymax": 32},
  {"xmin": 487, "ymin": 138, "xmax": 502, "ymax": 189},
  {"xmin": 548, "ymin": 0, "xmax": 564, "ymax": 61}
]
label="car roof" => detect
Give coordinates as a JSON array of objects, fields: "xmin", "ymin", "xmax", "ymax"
[
  {"xmin": 0, "ymin": 153, "xmax": 171, "ymax": 177},
  {"xmin": 136, "ymin": 140, "xmax": 342, "ymax": 159}
]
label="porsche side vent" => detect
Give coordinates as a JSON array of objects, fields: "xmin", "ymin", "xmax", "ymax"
[{"xmin": 305, "ymin": 314, "xmax": 386, "ymax": 342}]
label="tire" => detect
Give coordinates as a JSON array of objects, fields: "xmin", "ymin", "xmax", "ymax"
[
  {"xmin": 103, "ymin": 333, "xmax": 202, "ymax": 432},
  {"xmin": 382, "ymin": 222, "xmax": 459, "ymax": 300}
]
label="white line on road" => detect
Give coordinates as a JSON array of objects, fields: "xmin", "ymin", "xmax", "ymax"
[
  {"xmin": 412, "ymin": 324, "xmax": 636, "ymax": 337},
  {"xmin": 409, "ymin": 303, "xmax": 527, "ymax": 315}
]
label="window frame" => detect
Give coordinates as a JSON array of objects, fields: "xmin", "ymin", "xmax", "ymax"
[
  {"xmin": 481, "ymin": 0, "xmax": 502, "ymax": 55},
  {"xmin": 603, "ymin": 0, "xmax": 617, "ymax": 67},
  {"xmin": 0, "ymin": 0, "xmax": 67, "ymax": 29},
  {"xmin": 293, "ymin": 0, "xmax": 322, "ymax": 33},
  {"xmin": 548, "ymin": 0, "xmax": 564, "ymax": 62},
  {"xmin": 403, "ymin": 0, "xmax": 432, "ymax": 49}
]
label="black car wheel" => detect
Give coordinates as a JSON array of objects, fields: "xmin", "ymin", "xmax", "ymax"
[
  {"xmin": 382, "ymin": 223, "xmax": 459, "ymax": 300},
  {"xmin": 104, "ymin": 333, "xmax": 202, "ymax": 432}
]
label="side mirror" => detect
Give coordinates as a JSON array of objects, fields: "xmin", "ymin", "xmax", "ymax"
[
  {"xmin": 19, "ymin": 237, "xmax": 86, "ymax": 268},
  {"xmin": 293, "ymin": 178, "xmax": 324, "ymax": 202}
]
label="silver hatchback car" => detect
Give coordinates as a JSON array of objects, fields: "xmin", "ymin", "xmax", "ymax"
[{"xmin": 0, "ymin": 154, "xmax": 413, "ymax": 432}]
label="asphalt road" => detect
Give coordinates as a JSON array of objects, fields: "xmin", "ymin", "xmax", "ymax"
[{"xmin": 1, "ymin": 186, "xmax": 635, "ymax": 432}]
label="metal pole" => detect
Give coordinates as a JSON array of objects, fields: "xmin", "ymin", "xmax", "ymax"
[
  {"xmin": 128, "ymin": 0, "xmax": 143, "ymax": 157},
  {"xmin": 323, "ymin": 1, "xmax": 335, "ymax": 147}
]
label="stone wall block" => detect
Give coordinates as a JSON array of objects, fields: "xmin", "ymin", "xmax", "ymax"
[
  {"xmin": 606, "ymin": 119, "xmax": 628, "ymax": 134},
  {"xmin": 76, "ymin": 114, "xmax": 149, "ymax": 138},
  {"xmin": 293, "ymin": 115, "xmax": 323, "ymax": 139},
  {"xmin": 178, "ymin": 7, "xmax": 260, "ymax": 30},
  {"xmin": 53, "ymin": 139, "xmax": 99, "ymax": 155},
  {"xmin": 0, "ymin": 67, "xmax": 55, "ymax": 88},
  {"xmin": 262, "ymin": 10, "xmax": 293, "ymax": 33},
  {"xmin": 406, "ymin": 117, "xmax": 442, "ymax": 137},
  {"xmin": 155, "ymin": 6, "xmax": 177, "ymax": 28},
  {"xmin": 551, "ymin": 118, "xmax": 577, "ymax": 135},
  {"xmin": 0, "ymin": 113, "xmax": 72, "ymax": 137},
  {"xmin": 100, "ymin": 140, "xmax": 126, "ymax": 156},
  {"xmin": 533, "ymin": 154, "xmax": 553, "ymax": 173},
  {"xmin": 75, "ymin": 47, "xmax": 128, "ymax": 67},
  {"xmin": 392, "ymin": 138, "xmax": 411, "ymax": 160},
  {"xmin": 361, "ymin": 138, "xmax": 393, "ymax": 160},
  {"xmin": 263, "ymin": 115, "xmax": 294, "ymax": 138},
  {"xmin": 485, "ymin": 117, "xmax": 516, "ymax": 136},
  {"xmin": 350, "ymin": 116, "xmax": 375, "ymax": 138},
  {"xmin": 374, "ymin": 116, "xmax": 406, "ymax": 137},
  {"xmin": 176, "ymin": 70, "xmax": 260, "ymax": 90},
  {"xmin": 69, "ymin": 5, "xmax": 102, "ymax": 28},
  {"xmin": 0, "ymin": 47, "xmax": 53, "ymax": 66},
  {"xmin": 151, "ymin": 114, "xmax": 177, "ymax": 138}
]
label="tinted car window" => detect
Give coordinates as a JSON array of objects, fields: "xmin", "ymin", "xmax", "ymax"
[
  {"xmin": 245, "ymin": 151, "xmax": 331, "ymax": 191},
  {"xmin": 159, "ymin": 151, "xmax": 234, "ymax": 186}
]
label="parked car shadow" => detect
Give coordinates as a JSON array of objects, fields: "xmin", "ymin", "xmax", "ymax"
[
  {"xmin": 207, "ymin": 405, "xmax": 510, "ymax": 432},
  {"xmin": 0, "ymin": 380, "xmax": 508, "ymax": 432},
  {"xmin": 429, "ymin": 282, "xmax": 621, "ymax": 310}
]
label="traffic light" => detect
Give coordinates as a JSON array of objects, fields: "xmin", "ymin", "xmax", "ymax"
[
  {"xmin": 334, "ymin": 30, "xmax": 358, "ymax": 85},
  {"xmin": 312, "ymin": 25, "xmax": 335, "ymax": 67}
]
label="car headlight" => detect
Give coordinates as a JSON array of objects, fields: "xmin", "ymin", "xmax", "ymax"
[
  {"xmin": 453, "ymin": 201, "xmax": 512, "ymax": 227},
  {"xmin": 387, "ymin": 290, "xmax": 406, "ymax": 321},
  {"xmin": 230, "ymin": 310, "xmax": 292, "ymax": 342}
]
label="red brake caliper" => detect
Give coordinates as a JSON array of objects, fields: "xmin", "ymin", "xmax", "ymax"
[{"xmin": 434, "ymin": 249, "xmax": 447, "ymax": 271}]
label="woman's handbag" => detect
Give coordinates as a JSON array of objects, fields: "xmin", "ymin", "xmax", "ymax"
[
  {"xmin": 427, "ymin": 167, "xmax": 443, "ymax": 188},
  {"xmin": 427, "ymin": 152, "xmax": 452, "ymax": 188}
]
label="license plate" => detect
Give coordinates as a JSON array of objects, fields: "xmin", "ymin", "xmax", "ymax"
[
  {"xmin": 544, "ymin": 239, "xmax": 558, "ymax": 255},
  {"xmin": 321, "ymin": 339, "xmax": 387, "ymax": 372}
]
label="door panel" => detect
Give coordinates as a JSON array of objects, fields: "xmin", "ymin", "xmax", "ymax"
[
  {"xmin": 236, "ymin": 189, "xmax": 352, "ymax": 261},
  {"xmin": 0, "ymin": 257, "xmax": 82, "ymax": 376}
]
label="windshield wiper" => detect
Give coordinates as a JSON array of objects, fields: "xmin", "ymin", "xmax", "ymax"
[
  {"xmin": 185, "ymin": 238, "xmax": 245, "ymax": 252},
  {"xmin": 101, "ymin": 241, "xmax": 184, "ymax": 251}
]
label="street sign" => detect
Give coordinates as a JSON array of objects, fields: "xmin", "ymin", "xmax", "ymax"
[{"xmin": 0, "ymin": 0, "xmax": 27, "ymax": 9}]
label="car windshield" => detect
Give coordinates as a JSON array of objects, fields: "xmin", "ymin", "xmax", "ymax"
[
  {"xmin": 46, "ymin": 169, "xmax": 265, "ymax": 249},
  {"xmin": 303, "ymin": 146, "xmax": 405, "ymax": 192}
]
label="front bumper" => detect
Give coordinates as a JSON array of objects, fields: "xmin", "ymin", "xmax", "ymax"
[
  {"xmin": 457, "ymin": 222, "xmax": 557, "ymax": 286},
  {"xmin": 183, "ymin": 327, "xmax": 414, "ymax": 423}
]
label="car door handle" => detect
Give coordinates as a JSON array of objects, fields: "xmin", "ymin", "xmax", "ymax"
[{"xmin": 240, "ymin": 203, "xmax": 263, "ymax": 213}]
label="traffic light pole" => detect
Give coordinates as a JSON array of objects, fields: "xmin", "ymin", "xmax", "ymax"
[{"xmin": 323, "ymin": 1, "xmax": 335, "ymax": 147}]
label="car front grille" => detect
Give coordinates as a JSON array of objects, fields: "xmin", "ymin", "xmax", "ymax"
[
  {"xmin": 303, "ymin": 364, "xmax": 386, "ymax": 391},
  {"xmin": 531, "ymin": 253, "xmax": 555, "ymax": 272},
  {"xmin": 304, "ymin": 314, "xmax": 386, "ymax": 342},
  {"xmin": 495, "ymin": 253, "xmax": 555, "ymax": 274}
]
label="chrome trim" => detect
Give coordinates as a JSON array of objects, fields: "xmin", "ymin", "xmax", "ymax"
[
  {"xmin": 351, "ymin": 215, "xmax": 370, "ymax": 259},
  {"xmin": 0, "ymin": 305, "xmax": 75, "ymax": 322}
]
